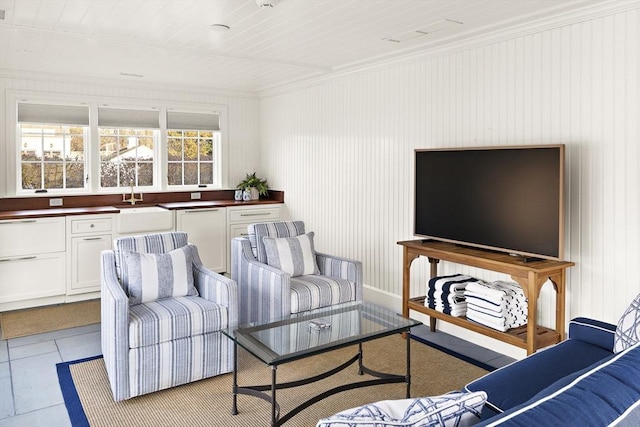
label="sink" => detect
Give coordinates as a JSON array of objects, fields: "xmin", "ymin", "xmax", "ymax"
[{"xmin": 116, "ymin": 206, "xmax": 174, "ymax": 234}]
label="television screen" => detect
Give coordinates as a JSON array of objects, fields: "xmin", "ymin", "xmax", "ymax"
[{"xmin": 414, "ymin": 145, "xmax": 565, "ymax": 261}]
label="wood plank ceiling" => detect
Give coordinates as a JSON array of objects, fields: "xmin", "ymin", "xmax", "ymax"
[{"xmin": 0, "ymin": 0, "xmax": 613, "ymax": 94}]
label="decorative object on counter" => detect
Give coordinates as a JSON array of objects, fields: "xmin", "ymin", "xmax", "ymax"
[
  {"xmin": 236, "ymin": 172, "xmax": 269, "ymax": 200},
  {"xmin": 234, "ymin": 189, "xmax": 244, "ymax": 201},
  {"xmin": 242, "ymin": 190, "xmax": 251, "ymax": 201}
]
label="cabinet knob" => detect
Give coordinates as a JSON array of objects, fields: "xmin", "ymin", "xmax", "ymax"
[{"xmin": 90, "ymin": 223, "xmax": 95, "ymax": 228}]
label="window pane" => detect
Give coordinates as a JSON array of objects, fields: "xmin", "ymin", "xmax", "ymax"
[
  {"xmin": 200, "ymin": 163, "xmax": 213, "ymax": 185},
  {"xmin": 184, "ymin": 138, "xmax": 198, "ymax": 161},
  {"xmin": 138, "ymin": 162, "xmax": 153, "ymax": 186},
  {"xmin": 66, "ymin": 163, "xmax": 85, "ymax": 188},
  {"xmin": 168, "ymin": 163, "xmax": 182, "ymax": 185},
  {"xmin": 184, "ymin": 163, "xmax": 198, "ymax": 185},
  {"xmin": 168, "ymin": 138, "xmax": 182, "ymax": 161},
  {"xmin": 200, "ymin": 139, "xmax": 213, "ymax": 161},
  {"xmin": 21, "ymin": 163, "xmax": 42, "ymax": 189},
  {"xmin": 44, "ymin": 163, "xmax": 64, "ymax": 188},
  {"xmin": 100, "ymin": 162, "xmax": 118, "ymax": 187}
]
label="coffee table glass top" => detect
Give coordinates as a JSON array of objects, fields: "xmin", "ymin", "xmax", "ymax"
[{"xmin": 223, "ymin": 301, "xmax": 421, "ymax": 365}]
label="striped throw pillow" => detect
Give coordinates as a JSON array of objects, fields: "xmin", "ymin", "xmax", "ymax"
[
  {"xmin": 122, "ymin": 245, "xmax": 199, "ymax": 305},
  {"xmin": 263, "ymin": 232, "xmax": 320, "ymax": 277}
]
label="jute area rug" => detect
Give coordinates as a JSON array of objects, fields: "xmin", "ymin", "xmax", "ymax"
[
  {"xmin": 0, "ymin": 299, "xmax": 101, "ymax": 340},
  {"xmin": 63, "ymin": 335, "xmax": 490, "ymax": 427}
]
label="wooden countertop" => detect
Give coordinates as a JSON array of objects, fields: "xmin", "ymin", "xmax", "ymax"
[
  {"xmin": 0, "ymin": 199, "xmax": 284, "ymax": 220},
  {"xmin": 0, "ymin": 206, "xmax": 121, "ymax": 220}
]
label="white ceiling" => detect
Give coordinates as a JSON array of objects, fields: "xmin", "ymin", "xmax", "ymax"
[{"xmin": 0, "ymin": 0, "xmax": 617, "ymax": 95}]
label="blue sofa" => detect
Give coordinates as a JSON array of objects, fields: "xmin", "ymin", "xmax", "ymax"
[{"xmin": 465, "ymin": 317, "xmax": 640, "ymax": 426}]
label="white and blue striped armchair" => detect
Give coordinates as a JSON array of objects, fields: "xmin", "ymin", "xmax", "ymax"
[
  {"xmin": 231, "ymin": 221, "xmax": 363, "ymax": 325},
  {"xmin": 101, "ymin": 232, "xmax": 238, "ymax": 401}
]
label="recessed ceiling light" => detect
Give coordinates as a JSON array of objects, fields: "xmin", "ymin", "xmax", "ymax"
[
  {"xmin": 210, "ymin": 24, "xmax": 231, "ymax": 32},
  {"xmin": 383, "ymin": 19, "xmax": 463, "ymax": 43},
  {"xmin": 256, "ymin": 0, "xmax": 279, "ymax": 7}
]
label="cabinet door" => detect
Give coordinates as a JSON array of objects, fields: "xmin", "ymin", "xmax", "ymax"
[
  {"xmin": 69, "ymin": 234, "xmax": 111, "ymax": 294},
  {"xmin": 176, "ymin": 208, "xmax": 227, "ymax": 273},
  {"xmin": 0, "ymin": 253, "xmax": 66, "ymax": 303}
]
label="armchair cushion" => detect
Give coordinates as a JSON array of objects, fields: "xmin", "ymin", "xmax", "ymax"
[
  {"xmin": 128, "ymin": 296, "xmax": 228, "ymax": 348},
  {"xmin": 122, "ymin": 245, "xmax": 198, "ymax": 305},
  {"xmin": 263, "ymin": 232, "xmax": 320, "ymax": 277},
  {"xmin": 614, "ymin": 293, "xmax": 640, "ymax": 353},
  {"xmin": 290, "ymin": 275, "xmax": 357, "ymax": 314}
]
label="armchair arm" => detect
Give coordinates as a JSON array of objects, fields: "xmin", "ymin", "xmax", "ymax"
[
  {"xmin": 192, "ymin": 247, "xmax": 239, "ymax": 330},
  {"xmin": 100, "ymin": 250, "xmax": 131, "ymax": 401},
  {"xmin": 316, "ymin": 252, "xmax": 363, "ymax": 301},
  {"xmin": 231, "ymin": 237, "xmax": 291, "ymax": 325}
]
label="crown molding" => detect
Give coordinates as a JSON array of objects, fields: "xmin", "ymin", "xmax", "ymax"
[{"xmin": 257, "ymin": 0, "xmax": 639, "ymax": 98}]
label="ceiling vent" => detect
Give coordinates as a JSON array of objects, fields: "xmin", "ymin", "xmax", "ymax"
[
  {"xmin": 256, "ymin": 0, "xmax": 279, "ymax": 8},
  {"xmin": 383, "ymin": 19, "xmax": 462, "ymax": 43}
]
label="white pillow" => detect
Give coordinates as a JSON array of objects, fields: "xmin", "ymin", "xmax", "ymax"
[
  {"xmin": 263, "ymin": 232, "xmax": 320, "ymax": 277},
  {"xmin": 122, "ymin": 245, "xmax": 198, "ymax": 305},
  {"xmin": 614, "ymin": 293, "xmax": 640, "ymax": 353},
  {"xmin": 316, "ymin": 391, "xmax": 487, "ymax": 427}
]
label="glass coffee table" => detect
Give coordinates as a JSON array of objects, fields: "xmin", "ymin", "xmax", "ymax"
[{"xmin": 222, "ymin": 301, "xmax": 422, "ymax": 426}]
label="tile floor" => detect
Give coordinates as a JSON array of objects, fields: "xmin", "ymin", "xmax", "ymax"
[{"xmin": 0, "ymin": 323, "xmax": 514, "ymax": 427}]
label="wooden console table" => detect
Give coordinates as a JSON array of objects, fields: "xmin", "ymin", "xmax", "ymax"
[{"xmin": 398, "ymin": 240, "xmax": 575, "ymax": 355}]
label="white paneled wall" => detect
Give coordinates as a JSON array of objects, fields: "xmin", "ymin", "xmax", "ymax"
[
  {"xmin": 261, "ymin": 7, "xmax": 639, "ymax": 336},
  {"xmin": 0, "ymin": 77, "xmax": 260, "ymax": 195}
]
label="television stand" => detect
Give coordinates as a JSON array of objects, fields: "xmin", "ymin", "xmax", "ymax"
[{"xmin": 397, "ymin": 240, "xmax": 575, "ymax": 355}]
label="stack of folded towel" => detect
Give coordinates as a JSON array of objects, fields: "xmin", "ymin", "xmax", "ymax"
[
  {"xmin": 425, "ymin": 274, "xmax": 485, "ymax": 317},
  {"xmin": 464, "ymin": 280, "xmax": 528, "ymax": 332}
]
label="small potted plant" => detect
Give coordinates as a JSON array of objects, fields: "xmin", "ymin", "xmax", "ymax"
[{"xmin": 236, "ymin": 172, "xmax": 269, "ymax": 200}]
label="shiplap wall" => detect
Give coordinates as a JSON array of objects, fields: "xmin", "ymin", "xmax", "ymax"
[
  {"xmin": 0, "ymin": 77, "xmax": 261, "ymax": 195},
  {"xmin": 261, "ymin": 7, "xmax": 639, "ymax": 343}
]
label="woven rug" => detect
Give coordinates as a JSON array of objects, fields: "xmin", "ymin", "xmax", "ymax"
[
  {"xmin": 0, "ymin": 299, "xmax": 100, "ymax": 340},
  {"xmin": 57, "ymin": 335, "xmax": 492, "ymax": 427}
]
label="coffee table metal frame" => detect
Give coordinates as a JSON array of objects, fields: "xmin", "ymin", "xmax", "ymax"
[{"xmin": 223, "ymin": 301, "xmax": 421, "ymax": 427}]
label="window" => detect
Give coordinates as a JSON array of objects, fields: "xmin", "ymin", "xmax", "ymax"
[
  {"xmin": 98, "ymin": 107, "xmax": 160, "ymax": 189},
  {"xmin": 166, "ymin": 111, "xmax": 220, "ymax": 187},
  {"xmin": 17, "ymin": 103, "xmax": 89, "ymax": 191}
]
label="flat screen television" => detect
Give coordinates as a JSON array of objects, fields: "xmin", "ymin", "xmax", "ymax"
[{"xmin": 414, "ymin": 145, "xmax": 565, "ymax": 261}]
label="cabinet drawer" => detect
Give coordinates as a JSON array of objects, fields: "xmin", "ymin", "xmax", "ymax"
[
  {"xmin": 0, "ymin": 252, "xmax": 66, "ymax": 303},
  {"xmin": 228, "ymin": 207, "xmax": 281, "ymax": 223},
  {"xmin": 70, "ymin": 217, "xmax": 112, "ymax": 234},
  {"xmin": 0, "ymin": 217, "xmax": 65, "ymax": 257}
]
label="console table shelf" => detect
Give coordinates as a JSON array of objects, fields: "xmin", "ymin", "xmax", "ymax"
[{"xmin": 398, "ymin": 240, "xmax": 575, "ymax": 355}]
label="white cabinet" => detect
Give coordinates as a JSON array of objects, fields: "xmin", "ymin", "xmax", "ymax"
[
  {"xmin": 226, "ymin": 204, "xmax": 284, "ymax": 272},
  {"xmin": 0, "ymin": 217, "xmax": 66, "ymax": 311},
  {"xmin": 176, "ymin": 208, "xmax": 227, "ymax": 273},
  {"xmin": 66, "ymin": 215, "xmax": 114, "ymax": 301}
]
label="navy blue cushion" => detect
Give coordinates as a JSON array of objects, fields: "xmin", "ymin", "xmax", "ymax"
[
  {"xmin": 465, "ymin": 339, "xmax": 613, "ymax": 417},
  {"xmin": 476, "ymin": 343, "xmax": 640, "ymax": 426}
]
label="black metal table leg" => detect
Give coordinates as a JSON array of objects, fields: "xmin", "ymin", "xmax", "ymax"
[
  {"xmin": 232, "ymin": 341, "xmax": 239, "ymax": 415},
  {"xmin": 271, "ymin": 366, "xmax": 277, "ymax": 427},
  {"xmin": 406, "ymin": 330, "xmax": 411, "ymax": 398}
]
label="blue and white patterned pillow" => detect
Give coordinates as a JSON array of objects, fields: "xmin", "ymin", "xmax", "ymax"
[
  {"xmin": 122, "ymin": 244, "xmax": 199, "ymax": 305},
  {"xmin": 614, "ymin": 293, "xmax": 640, "ymax": 353},
  {"xmin": 263, "ymin": 232, "xmax": 320, "ymax": 277},
  {"xmin": 316, "ymin": 391, "xmax": 487, "ymax": 427}
]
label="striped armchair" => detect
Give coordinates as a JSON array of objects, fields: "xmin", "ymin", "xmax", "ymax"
[
  {"xmin": 231, "ymin": 221, "xmax": 363, "ymax": 325},
  {"xmin": 101, "ymin": 232, "xmax": 237, "ymax": 401}
]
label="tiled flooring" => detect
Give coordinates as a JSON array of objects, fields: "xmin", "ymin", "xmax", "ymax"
[{"xmin": 0, "ymin": 323, "xmax": 514, "ymax": 427}]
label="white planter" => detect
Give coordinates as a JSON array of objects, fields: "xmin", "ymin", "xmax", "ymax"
[{"xmin": 249, "ymin": 187, "xmax": 260, "ymax": 200}]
